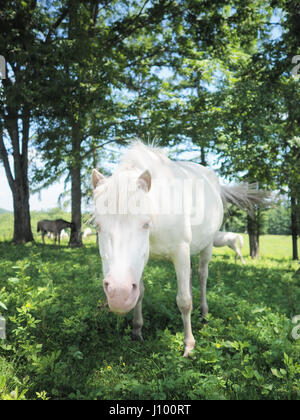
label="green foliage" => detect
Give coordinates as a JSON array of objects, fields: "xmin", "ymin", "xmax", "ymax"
[
  {"xmin": 266, "ymin": 206, "xmax": 291, "ymax": 235},
  {"xmin": 223, "ymin": 204, "xmax": 292, "ymax": 235},
  {"xmin": 0, "ymin": 235, "xmax": 300, "ymax": 400},
  {"xmin": 0, "ymin": 0, "xmax": 300, "ymax": 400}
]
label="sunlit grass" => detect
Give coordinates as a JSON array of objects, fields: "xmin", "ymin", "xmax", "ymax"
[{"xmin": 0, "ymin": 214, "xmax": 300, "ymax": 400}]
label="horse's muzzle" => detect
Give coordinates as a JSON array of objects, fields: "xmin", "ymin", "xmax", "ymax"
[{"xmin": 103, "ymin": 274, "xmax": 139, "ymax": 314}]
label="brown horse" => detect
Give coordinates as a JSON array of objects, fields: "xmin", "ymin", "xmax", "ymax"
[{"xmin": 37, "ymin": 219, "xmax": 74, "ymax": 245}]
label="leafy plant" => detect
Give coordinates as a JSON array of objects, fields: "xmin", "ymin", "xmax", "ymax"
[{"xmin": 0, "ymin": 236, "xmax": 299, "ymax": 400}]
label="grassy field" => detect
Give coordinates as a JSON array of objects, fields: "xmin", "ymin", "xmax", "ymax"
[
  {"xmin": 0, "ymin": 212, "xmax": 300, "ymax": 400},
  {"xmin": 0, "ymin": 210, "xmax": 77, "ymax": 243}
]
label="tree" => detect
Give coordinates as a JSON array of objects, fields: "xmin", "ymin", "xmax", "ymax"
[
  {"xmin": 0, "ymin": 0, "xmax": 72, "ymax": 243},
  {"xmin": 32, "ymin": 0, "xmax": 177, "ymax": 246},
  {"xmin": 163, "ymin": 0, "xmax": 276, "ymax": 258},
  {"xmin": 263, "ymin": 0, "xmax": 300, "ymax": 259}
]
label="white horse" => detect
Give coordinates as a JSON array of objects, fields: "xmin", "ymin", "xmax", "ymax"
[
  {"xmin": 83, "ymin": 227, "xmax": 93, "ymax": 239},
  {"xmin": 92, "ymin": 142, "xmax": 269, "ymax": 357},
  {"xmin": 60, "ymin": 229, "xmax": 69, "ymax": 240},
  {"xmin": 213, "ymin": 231, "xmax": 246, "ymax": 264}
]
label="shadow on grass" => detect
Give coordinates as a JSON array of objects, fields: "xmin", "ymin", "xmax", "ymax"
[
  {"xmin": 1, "ymin": 240, "xmax": 298, "ymax": 322},
  {"xmin": 192, "ymin": 255, "xmax": 300, "ymax": 318},
  {"xmin": 1, "ymin": 240, "xmax": 300, "ymax": 399}
]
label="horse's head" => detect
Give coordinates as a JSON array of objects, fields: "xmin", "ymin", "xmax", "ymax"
[{"xmin": 92, "ymin": 168, "xmax": 152, "ymax": 314}]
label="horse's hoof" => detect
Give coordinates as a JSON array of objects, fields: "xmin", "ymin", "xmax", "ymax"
[
  {"xmin": 201, "ymin": 317, "xmax": 208, "ymax": 325},
  {"xmin": 131, "ymin": 332, "xmax": 143, "ymax": 342},
  {"xmin": 183, "ymin": 346, "xmax": 195, "ymax": 358}
]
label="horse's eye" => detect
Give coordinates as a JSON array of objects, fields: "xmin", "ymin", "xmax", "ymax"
[{"xmin": 143, "ymin": 222, "xmax": 150, "ymax": 230}]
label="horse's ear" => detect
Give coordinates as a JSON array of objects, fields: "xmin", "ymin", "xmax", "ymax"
[
  {"xmin": 92, "ymin": 169, "xmax": 105, "ymax": 189},
  {"xmin": 137, "ymin": 170, "xmax": 151, "ymax": 192}
]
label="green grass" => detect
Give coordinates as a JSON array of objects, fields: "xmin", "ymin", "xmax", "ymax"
[
  {"xmin": 0, "ymin": 210, "xmax": 94, "ymax": 244},
  {"xmin": 0, "ymin": 217, "xmax": 300, "ymax": 400},
  {"xmin": 213, "ymin": 233, "xmax": 300, "ymax": 261}
]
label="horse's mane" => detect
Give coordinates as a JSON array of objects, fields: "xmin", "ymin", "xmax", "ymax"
[
  {"xmin": 118, "ymin": 141, "xmax": 171, "ymax": 176},
  {"xmin": 94, "ymin": 141, "xmax": 167, "ymax": 216}
]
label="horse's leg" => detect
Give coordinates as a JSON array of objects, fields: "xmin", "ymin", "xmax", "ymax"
[
  {"xmin": 173, "ymin": 242, "xmax": 195, "ymax": 357},
  {"xmin": 231, "ymin": 241, "xmax": 245, "ymax": 264},
  {"xmin": 232, "ymin": 244, "xmax": 238, "ymax": 263},
  {"xmin": 42, "ymin": 231, "xmax": 45, "ymax": 245},
  {"xmin": 236, "ymin": 246, "xmax": 246, "ymax": 264},
  {"xmin": 131, "ymin": 279, "xmax": 144, "ymax": 341},
  {"xmin": 198, "ymin": 242, "xmax": 213, "ymax": 322}
]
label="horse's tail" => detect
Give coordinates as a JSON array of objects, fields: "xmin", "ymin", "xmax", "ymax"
[
  {"xmin": 37, "ymin": 222, "xmax": 41, "ymax": 233},
  {"xmin": 220, "ymin": 183, "xmax": 271, "ymax": 216},
  {"xmin": 237, "ymin": 234, "xmax": 244, "ymax": 249}
]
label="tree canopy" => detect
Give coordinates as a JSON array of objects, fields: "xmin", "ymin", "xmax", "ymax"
[{"xmin": 0, "ymin": 0, "xmax": 299, "ymax": 258}]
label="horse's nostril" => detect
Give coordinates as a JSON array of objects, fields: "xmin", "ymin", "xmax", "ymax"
[{"xmin": 132, "ymin": 283, "xmax": 137, "ymax": 291}]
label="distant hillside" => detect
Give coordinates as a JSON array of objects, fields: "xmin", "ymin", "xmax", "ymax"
[{"xmin": 0, "ymin": 208, "xmax": 10, "ymax": 214}]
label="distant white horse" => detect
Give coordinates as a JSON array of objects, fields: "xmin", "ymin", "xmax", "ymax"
[
  {"xmin": 60, "ymin": 229, "xmax": 69, "ymax": 240},
  {"xmin": 213, "ymin": 231, "xmax": 245, "ymax": 264},
  {"xmin": 92, "ymin": 142, "xmax": 269, "ymax": 357},
  {"xmin": 48, "ymin": 229, "xmax": 68, "ymax": 240},
  {"xmin": 83, "ymin": 228, "xmax": 92, "ymax": 239}
]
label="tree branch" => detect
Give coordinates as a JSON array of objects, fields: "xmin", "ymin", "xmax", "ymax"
[
  {"xmin": 45, "ymin": 5, "xmax": 70, "ymax": 43},
  {"xmin": 107, "ymin": 0, "xmax": 175, "ymax": 49},
  {"xmin": 81, "ymin": 139, "xmax": 121, "ymax": 161}
]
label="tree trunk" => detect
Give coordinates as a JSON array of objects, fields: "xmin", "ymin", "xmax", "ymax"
[
  {"xmin": 12, "ymin": 178, "xmax": 34, "ymax": 244},
  {"xmin": 200, "ymin": 145, "xmax": 207, "ymax": 166},
  {"xmin": 69, "ymin": 165, "xmax": 83, "ymax": 247},
  {"xmin": 247, "ymin": 212, "xmax": 259, "ymax": 259},
  {"xmin": 0, "ymin": 121, "xmax": 34, "ymax": 244},
  {"xmin": 68, "ymin": 122, "xmax": 83, "ymax": 248},
  {"xmin": 67, "ymin": 7, "xmax": 83, "ymax": 248},
  {"xmin": 291, "ymin": 194, "xmax": 299, "ymax": 260}
]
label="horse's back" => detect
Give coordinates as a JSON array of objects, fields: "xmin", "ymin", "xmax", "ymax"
[
  {"xmin": 175, "ymin": 162, "xmax": 223, "ymax": 254},
  {"xmin": 176, "ymin": 161, "xmax": 221, "ymax": 194},
  {"xmin": 115, "ymin": 143, "xmax": 224, "ymax": 258},
  {"xmin": 149, "ymin": 159, "xmax": 223, "ymax": 258},
  {"xmin": 38, "ymin": 219, "xmax": 56, "ymax": 233},
  {"xmin": 213, "ymin": 232, "xmax": 239, "ymax": 247},
  {"xmin": 213, "ymin": 231, "xmax": 227, "ymax": 247}
]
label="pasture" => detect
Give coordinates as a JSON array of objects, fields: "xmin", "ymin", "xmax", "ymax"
[
  {"xmin": 0, "ymin": 214, "xmax": 300, "ymax": 400},
  {"xmin": 1, "ymin": 0, "xmax": 299, "ymax": 403}
]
